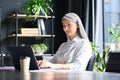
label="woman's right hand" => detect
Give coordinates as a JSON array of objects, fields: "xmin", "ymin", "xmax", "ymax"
[{"xmin": 37, "ymin": 60, "xmax": 56, "ymax": 69}]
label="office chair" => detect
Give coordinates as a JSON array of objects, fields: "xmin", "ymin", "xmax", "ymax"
[
  {"xmin": 86, "ymin": 54, "xmax": 95, "ymax": 71},
  {"xmin": 106, "ymin": 52, "xmax": 120, "ymax": 73}
]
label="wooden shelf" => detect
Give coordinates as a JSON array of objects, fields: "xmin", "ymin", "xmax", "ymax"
[
  {"xmin": 8, "ymin": 14, "xmax": 55, "ymax": 19},
  {"xmin": 8, "ymin": 13, "xmax": 55, "ymax": 55},
  {"xmin": 8, "ymin": 34, "xmax": 55, "ymax": 38}
]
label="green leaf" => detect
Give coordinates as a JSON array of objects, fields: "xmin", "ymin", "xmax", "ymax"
[
  {"xmin": 115, "ymin": 23, "xmax": 120, "ymax": 29},
  {"xmin": 39, "ymin": 43, "xmax": 48, "ymax": 52},
  {"xmin": 108, "ymin": 28, "xmax": 116, "ymax": 36}
]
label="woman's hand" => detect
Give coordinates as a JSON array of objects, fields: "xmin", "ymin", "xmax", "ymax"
[{"xmin": 37, "ymin": 60, "xmax": 56, "ymax": 69}]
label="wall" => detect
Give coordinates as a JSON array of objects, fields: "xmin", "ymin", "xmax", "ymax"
[
  {"xmin": 0, "ymin": 0, "xmax": 27, "ymax": 54},
  {"xmin": 53, "ymin": 0, "xmax": 68, "ymax": 52}
]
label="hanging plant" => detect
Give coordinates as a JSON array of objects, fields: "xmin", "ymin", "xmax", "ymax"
[{"xmin": 24, "ymin": 0, "xmax": 53, "ymax": 21}]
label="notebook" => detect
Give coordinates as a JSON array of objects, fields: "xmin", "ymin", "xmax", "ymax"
[{"xmin": 7, "ymin": 46, "xmax": 41, "ymax": 70}]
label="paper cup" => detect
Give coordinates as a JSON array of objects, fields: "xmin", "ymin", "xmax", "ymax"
[{"xmin": 20, "ymin": 56, "xmax": 30, "ymax": 72}]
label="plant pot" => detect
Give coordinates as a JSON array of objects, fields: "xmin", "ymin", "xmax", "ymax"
[
  {"xmin": 115, "ymin": 42, "xmax": 120, "ymax": 52},
  {"xmin": 36, "ymin": 47, "xmax": 44, "ymax": 55},
  {"xmin": 105, "ymin": 43, "xmax": 115, "ymax": 52}
]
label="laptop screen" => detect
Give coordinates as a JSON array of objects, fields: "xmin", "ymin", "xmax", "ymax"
[{"xmin": 7, "ymin": 46, "xmax": 40, "ymax": 70}]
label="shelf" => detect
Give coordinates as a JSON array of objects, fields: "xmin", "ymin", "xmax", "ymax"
[
  {"xmin": 8, "ymin": 14, "xmax": 55, "ymax": 19},
  {"xmin": 8, "ymin": 34, "xmax": 55, "ymax": 38},
  {"xmin": 8, "ymin": 13, "xmax": 55, "ymax": 55}
]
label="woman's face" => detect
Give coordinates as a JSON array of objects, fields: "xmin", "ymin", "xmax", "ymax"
[{"xmin": 62, "ymin": 19, "xmax": 79, "ymax": 39}]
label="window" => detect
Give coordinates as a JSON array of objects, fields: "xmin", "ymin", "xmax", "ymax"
[{"xmin": 104, "ymin": 0, "xmax": 120, "ymax": 43}]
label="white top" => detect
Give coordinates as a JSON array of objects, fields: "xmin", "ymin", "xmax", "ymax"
[{"xmin": 50, "ymin": 36, "xmax": 92, "ymax": 71}]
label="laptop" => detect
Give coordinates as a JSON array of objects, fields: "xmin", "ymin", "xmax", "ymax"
[{"xmin": 7, "ymin": 46, "xmax": 42, "ymax": 70}]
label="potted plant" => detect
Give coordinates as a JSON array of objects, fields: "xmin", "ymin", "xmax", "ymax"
[
  {"xmin": 108, "ymin": 23, "xmax": 120, "ymax": 51},
  {"xmin": 23, "ymin": 0, "xmax": 53, "ymax": 21},
  {"xmin": 91, "ymin": 42, "xmax": 110, "ymax": 72},
  {"xmin": 31, "ymin": 43, "xmax": 49, "ymax": 55}
]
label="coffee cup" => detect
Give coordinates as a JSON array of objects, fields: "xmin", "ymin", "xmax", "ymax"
[{"xmin": 20, "ymin": 56, "xmax": 30, "ymax": 72}]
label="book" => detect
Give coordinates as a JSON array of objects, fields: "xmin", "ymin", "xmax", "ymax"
[
  {"xmin": 38, "ymin": 19, "xmax": 46, "ymax": 35},
  {"xmin": 40, "ymin": 19, "xmax": 46, "ymax": 35},
  {"xmin": 19, "ymin": 28, "xmax": 38, "ymax": 34},
  {"xmin": 37, "ymin": 19, "xmax": 42, "ymax": 35}
]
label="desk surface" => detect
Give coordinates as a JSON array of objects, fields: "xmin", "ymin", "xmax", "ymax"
[{"xmin": 0, "ymin": 70, "xmax": 120, "ymax": 80}]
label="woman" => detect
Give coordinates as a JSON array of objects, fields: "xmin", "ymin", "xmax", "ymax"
[{"xmin": 38, "ymin": 13, "xmax": 92, "ymax": 71}]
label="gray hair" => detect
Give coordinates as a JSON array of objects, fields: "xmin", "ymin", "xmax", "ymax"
[{"xmin": 62, "ymin": 13, "xmax": 89, "ymax": 40}]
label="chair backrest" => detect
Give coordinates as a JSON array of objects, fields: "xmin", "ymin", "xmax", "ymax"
[
  {"xmin": 86, "ymin": 54, "xmax": 95, "ymax": 71},
  {"xmin": 106, "ymin": 52, "xmax": 120, "ymax": 73}
]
